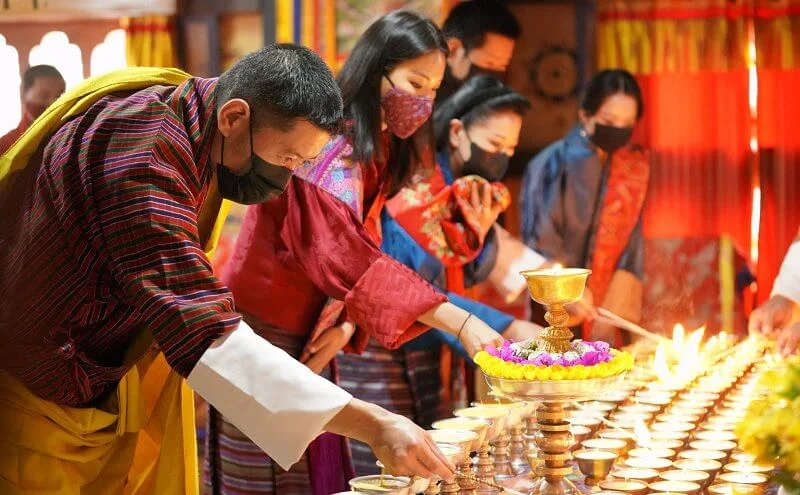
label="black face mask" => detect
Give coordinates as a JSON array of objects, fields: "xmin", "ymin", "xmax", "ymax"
[
  {"xmin": 589, "ymin": 123, "xmax": 634, "ymax": 154},
  {"xmin": 216, "ymin": 117, "xmax": 293, "ymax": 205},
  {"xmin": 460, "ymin": 140, "xmax": 510, "ymax": 183}
]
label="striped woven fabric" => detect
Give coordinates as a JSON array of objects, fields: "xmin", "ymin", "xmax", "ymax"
[
  {"xmin": 204, "ymin": 312, "xmax": 353, "ymax": 495},
  {"xmin": 205, "ymin": 409, "xmax": 314, "ymax": 495},
  {"xmin": 337, "ymin": 340, "xmax": 453, "ymax": 476},
  {"xmin": 0, "ymin": 77, "xmax": 240, "ymax": 407}
]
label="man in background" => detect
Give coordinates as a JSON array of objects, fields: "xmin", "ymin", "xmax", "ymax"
[
  {"xmin": 437, "ymin": 0, "xmax": 521, "ymax": 103},
  {"xmin": 0, "ymin": 64, "xmax": 65, "ymax": 155},
  {"xmin": 0, "ymin": 45, "xmax": 452, "ymax": 494}
]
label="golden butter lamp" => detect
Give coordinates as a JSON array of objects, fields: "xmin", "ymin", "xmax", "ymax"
[
  {"xmin": 519, "ymin": 267, "xmax": 591, "ymax": 353},
  {"xmin": 431, "ymin": 417, "xmax": 489, "ymax": 494},
  {"xmin": 574, "ymin": 449, "xmax": 618, "ymax": 485},
  {"xmin": 454, "ymin": 406, "xmax": 509, "ymax": 492},
  {"xmin": 479, "ymin": 266, "xmax": 629, "ymax": 495}
]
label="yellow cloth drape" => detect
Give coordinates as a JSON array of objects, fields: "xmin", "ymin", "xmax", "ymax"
[
  {"xmin": 0, "ymin": 67, "xmax": 231, "ymax": 494},
  {"xmin": 0, "ymin": 67, "xmax": 190, "ymax": 198},
  {"xmin": 597, "ymin": 0, "xmax": 800, "ymax": 73},
  {"xmin": 596, "ymin": 0, "xmax": 749, "ymax": 74},
  {"xmin": 755, "ymin": 0, "xmax": 800, "ymax": 69},
  {"xmin": 124, "ymin": 16, "xmax": 177, "ymax": 68}
]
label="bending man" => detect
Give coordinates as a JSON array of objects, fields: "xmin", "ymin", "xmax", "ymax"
[{"xmin": 0, "ymin": 44, "xmax": 452, "ymax": 494}]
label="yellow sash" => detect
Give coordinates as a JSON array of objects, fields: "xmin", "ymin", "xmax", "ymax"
[{"xmin": 0, "ymin": 67, "xmax": 232, "ymax": 494}]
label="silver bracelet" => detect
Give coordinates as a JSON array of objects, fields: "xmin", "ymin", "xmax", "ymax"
[{"xmin": 457, "ymin": 313, "xmax": 474, "ymax": 342}]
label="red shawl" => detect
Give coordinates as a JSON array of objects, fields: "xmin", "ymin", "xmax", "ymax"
[
  {"xmin": 386, "ymin": 160, "xmax": 511, "ymax": 295},
  {"xmin": 584, "ymin": 147, "xmax": 650, "ymax": 343}
]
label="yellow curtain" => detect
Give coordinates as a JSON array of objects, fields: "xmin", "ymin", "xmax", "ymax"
[
  {"xmin": 596, "ymin": 0, "xmax": 749, "ymax": 74},
  {"xmin": 755, "ymin": 0, "xmax": 799, "ymax": 69},
  {"xmin": 124, "ymin": 16, "xmax": 177, "ymax": 68},
  {"xmin": 274, "ymin": 0, "xmax": 340, "ymax": 71}
]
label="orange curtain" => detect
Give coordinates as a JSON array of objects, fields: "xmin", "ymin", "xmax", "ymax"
[
  {"xmin": 597, "ymin": 0, "xmax": 752, "ymax": 250},
  {"xmin": 755, "ymin": 0, "xmax": 800, "ymax": 300},
  {"xmin": 597, "ymin": 0, "xmax": 800, "ymax": 303},
  {"xmin": 123, "ymin": 16, "xmax": 177, "ymax": 68}
]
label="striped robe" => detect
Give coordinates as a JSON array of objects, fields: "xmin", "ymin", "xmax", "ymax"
[{"xmin": 0, "ymin": 77, "xmax": 239, "ymax": 407}]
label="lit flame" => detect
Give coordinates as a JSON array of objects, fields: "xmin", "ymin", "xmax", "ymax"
[
  {"xmin": 552, "ymin": 262, "xmax": 564, "ymax": 271},
  {"xmin": 671, "ymin": 324, "xmax": 685, "ymax": 353},
  {"xmin": 653, "ymin": 342, "xmax": 672, "ymax": 382},
  {"xmin": 634, "ymin": 419, "xmax": 651, "ymax": 447},
  {"xmin": 676, "ymin": 326, "xmax": 705, "ymax": 381},
  {"xmin": 655, "ymin": 324, "xmax": 709, "ymax": 384},
  {"xmin": 687, "ymin": 326, "xmax": 705, "ymax": 354}
]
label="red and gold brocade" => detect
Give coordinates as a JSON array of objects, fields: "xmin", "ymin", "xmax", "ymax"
[{"xmin": 220, "ymin": 136, "xmax": 447, "ymax": 353}]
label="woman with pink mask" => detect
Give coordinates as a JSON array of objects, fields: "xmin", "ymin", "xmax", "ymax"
[{"xmin": 207, "ymin": 11, "xmax": 503, "ymax": 495}]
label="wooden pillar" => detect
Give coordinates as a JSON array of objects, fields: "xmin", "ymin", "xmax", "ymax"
[
  {"xmin": 178, "ymin": 15, "xmax": 220, "ymax": 76},
  {"xmin": 261, "ymin": 0, "xmax": 275, "ymax": 45},
  {"xmin": 177, "ymin": 0, "xmax": 275, "ymax": 76},
  {"xmin": 575, "ymin": 0, "xmax": 596, "ymax": 94}
]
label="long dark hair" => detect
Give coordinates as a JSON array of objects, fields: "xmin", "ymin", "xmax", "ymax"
[
  {"xmin": 337, "ymin": 10, "xmax": 447, "ymax": 195},
  {"xmin": 433, "ymin": 75, "xmax": 530, "ymax": 152},
  {"xmin": 581, "ymin": 69, "xmax": 644, "ymax": 120}
]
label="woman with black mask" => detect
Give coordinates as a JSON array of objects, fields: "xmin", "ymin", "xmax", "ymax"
[
  {"xmin": 520, "ymin": 69, "xmax": 648, "ymax": 347},
  {"xmin": 211, "ymin": 12, "xmax": 504, "ymax": 494},
  {"xmin": 336, "ymin": 75, "xmax": 543, "ymax": 475}
]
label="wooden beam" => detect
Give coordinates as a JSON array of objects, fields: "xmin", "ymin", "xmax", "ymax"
[{"xmin": 181, "ymin": 0, "xmax": 262, "ymax": 17}]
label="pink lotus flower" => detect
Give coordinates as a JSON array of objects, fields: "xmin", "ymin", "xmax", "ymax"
[{"xmin": 579, "ymin": 351, "xmax": 601, "ymax": 366}]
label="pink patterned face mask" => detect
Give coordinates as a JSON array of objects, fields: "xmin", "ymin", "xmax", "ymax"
[{"xmin": 381, "ymin": 78, "xmax": 434, "ymax": 139}]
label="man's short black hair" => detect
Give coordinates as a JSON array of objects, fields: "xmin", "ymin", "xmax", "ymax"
[
  {"xmin": 442, "ymin": 0, "xmax": 521, "ymax": 51},
  {"xmin": 22, "ymin": 65, "xmax": 65, "ymax": 91},
  {"xmin": 216, "ymin": 43, "xmax": 343, "ymax": 133}
]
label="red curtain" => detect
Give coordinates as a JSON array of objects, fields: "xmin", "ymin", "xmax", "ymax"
[
  {"xmin": 757, "ymin": 68, "xmax": 800, "ymax": 300},
  {"xmin": 598, "ymin": 0, "xmax": 800, "ymax": 303},
  {"xmin": 753, "ymin": 0, "xmax": 800, "ymax": 301},
  {"xmin": 634, "ymin": 72, "xmax": 752, "ymax": 249},
  {"xmin": 597, "ymin": 0, "xmax": 752, "ymax": 253}
]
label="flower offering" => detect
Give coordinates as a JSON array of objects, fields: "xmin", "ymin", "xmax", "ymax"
[{"xmin": 475, "ymin": 338, "xmax": 634, "ymax": 381}]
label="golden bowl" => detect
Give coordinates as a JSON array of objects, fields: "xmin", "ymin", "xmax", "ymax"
[
  {"xmin": 483, "ymin": 372, "xmax": 627, "ymax": 402},
  {"xmin": 426, "ymin": 429, "xmax": 479, "ymax": 460},
  {"xmin": 349, "ymin": 475, "xmax": 412, "ymax": 494},
  {"xmin": 708, "ymin": 483, "xmax": 764, "ymax": 495},
  {"xmin": 519, "ymin": 267, "xmax": 591, "ymax": 306},
  {"xmin": 471, "ymin": 398, "xmax": 527, "ymax": 426},
  {"xmin": 647, "ymin": 480, "xmax": 702, "ymax": 495},
  {"xmin": 454, "ymin": 406, "xmax": 509, "ymax": 441},
  {"xmin": 431, "ymin": 417, "xmax": 490, "ymax": 452},
  {"xmin": 575, "ymin": 449, "xmax": 618, "ymax": 485}
]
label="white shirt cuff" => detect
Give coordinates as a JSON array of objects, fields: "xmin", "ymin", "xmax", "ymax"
[
  {"xmin": 772, "ymin": 241, "xmax": 800, "ymax": 306},
  {"xmin": 187, "ymin": 321, "xmax": 352, "ymax": 469}
]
